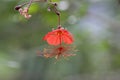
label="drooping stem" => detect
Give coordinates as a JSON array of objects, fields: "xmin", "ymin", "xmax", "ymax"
[
  {"xmin": 27, "ymin": 0, "xmax": 33, "ymax": 8},
  {"xmin": 54, "ymin": 8, "xmax": 61, "ymax": 26},
  {"xmin": 52, "ymin": 3, "xmax": 61, "ymax": 27},
  {"xmin": 15, "ymin": 0, "xmax": 47, "ymax": 10},
  {"xmin": 58, "ymin": 12, "xmax": 61, "ymax": 26}
]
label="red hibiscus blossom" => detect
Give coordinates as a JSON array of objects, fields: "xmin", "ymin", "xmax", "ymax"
[
  {"xmin": 42, "ymin": 45, "xmax": 76, "ymax": 59},
  {"xmin": 43, "ymin": 26, "xmax": 74, "ymax": 45}
]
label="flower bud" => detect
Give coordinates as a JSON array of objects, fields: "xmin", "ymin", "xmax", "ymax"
[{"xmin": 15, "ymin": 5, "xmax": 21, "ymax": 10}]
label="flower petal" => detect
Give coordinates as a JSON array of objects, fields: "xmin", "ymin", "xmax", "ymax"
[
  {"xmin": 43, "ymin": 27, "xmax": 74, "ymax": 45},
  {"xmin": 44, "ymin": 31, "xmax": 61, "ymax": 45},
  {"xmin": 62, "ymin": 34, "xmax": 73, "ymax": 44},
  {"xmin": 47, "ymin": 35, "xmax": 61, "ymax": 45},
  {"xmin": 62, "ymin": 30, "xmax": 74, "ymax": 44}
]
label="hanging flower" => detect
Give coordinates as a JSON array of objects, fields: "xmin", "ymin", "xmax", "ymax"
[
  {"xmin": 41, "ymin": 45, "xmax": 76, "ymax": 59},
  {"xmin": 18, "ymin": 7, "xmax": 31, "ymax": 19},
  {"xmin": 43, "ymin": 26, "xmax": 74, "ymax": 45}
]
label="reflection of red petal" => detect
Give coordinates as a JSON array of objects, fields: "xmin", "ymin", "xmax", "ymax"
[
  {"xmin": 62, "ymin": 53, "xmax": 76, "ymax": 57},
  {"xmin": 42, "ymin": 45, "xmax": 76, "ymax": 60},
  {"xmin": 44, "ymin": 53, "xmax": 56, "ymax": 58}
]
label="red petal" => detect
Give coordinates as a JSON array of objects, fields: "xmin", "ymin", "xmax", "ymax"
[
  {"xmin": 43, "ymin": 28, "xmax": 74, "ymax": 45},
  {"xmin": 43, "ymin": 32, "xmax": 53, "ymax": 40},
  {"xmin": 43, "ymin": 30, "xmax": 61, "ymax": 45},
  {"xmin": 62, "ymin": 35, "xmax": 73, "ymax": 44},
  {"xmin": 47, "ymin": 35, "xmax": 61, "ymax": 45},
  {"xmin": 62, "ymin": 30, "xmax": 74, "ymax": 44}
]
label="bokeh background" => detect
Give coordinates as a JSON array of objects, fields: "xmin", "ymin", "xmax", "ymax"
[{"xmin": 0, "ymin": 0, "xmax": 120, "ymax": 80}]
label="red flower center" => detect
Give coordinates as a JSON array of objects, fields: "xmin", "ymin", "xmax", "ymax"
[{"xmin": 56, "ymin": 46, "xmax": 65, "ymax": 55}]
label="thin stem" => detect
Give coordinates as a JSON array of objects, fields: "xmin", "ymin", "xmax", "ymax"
[
  {"xmin": 58, "ymin": 14, "xmax": 60, "ymax": 26},
  {"xmin": 15, "ymin": 0, "xmax": 46, "ymax": 9},
  {"xmin": 52, "ymin": 3, "xmax": 61, "ymax": 26},
  {"xmin": 27, "ymin": 0, "xmax": 33, "ymax": 8},
  {"xmin": 54, "ymin": 8, "xmax": 61, "ymax": 26}
]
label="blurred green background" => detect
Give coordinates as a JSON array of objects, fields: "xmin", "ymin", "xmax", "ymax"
[{"xmin": 0, "ymin": 0, "xmax": 120, "ymax": 80}]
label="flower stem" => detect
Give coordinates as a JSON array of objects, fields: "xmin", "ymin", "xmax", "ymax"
[
  {"xmin": 58, "ymin": 13, "xmax": 61, "ymax": 26},
  {"xmin": 52, "ymin": 3, "xmax": 61, "ymax": 27},
  {"xmin": 54, "ymin": 7, "xmax": 61, "ymax": 26},
  {"xmin": 15, "ymin": 0, "xmax": 47, "ymax": 10},
  {"xmin": 27, "ymin": 0, "xmax": 33, "ymax": 8}
]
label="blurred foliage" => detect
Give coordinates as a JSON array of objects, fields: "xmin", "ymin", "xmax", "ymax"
[{"xmin": 0, "ymin": 0, "xmax": 120, "ymax": 80}]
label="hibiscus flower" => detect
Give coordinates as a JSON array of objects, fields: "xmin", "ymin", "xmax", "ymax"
[{"xmin": 43, "ymin": 26, "xmax": 74, "ymax": 45}]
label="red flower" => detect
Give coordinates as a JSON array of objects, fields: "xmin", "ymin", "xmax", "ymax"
[
  {"xmin": 42, "ymin": 45, "xmax": 76, "ymax": 59},
  {"xmin": 43, "ymin": 26, "xmax": 74, "ymax": 45}
]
